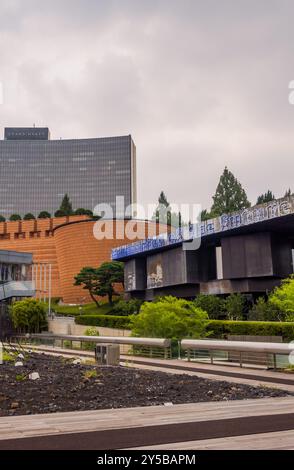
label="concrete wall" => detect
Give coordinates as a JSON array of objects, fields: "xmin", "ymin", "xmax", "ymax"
[
  {"xmin": 0, "ymin": 216, "xmax": 167, "ymax": 303},
  {"xmin": 48, "ymin": 317, "xmax": 132, "ymax": 353}
]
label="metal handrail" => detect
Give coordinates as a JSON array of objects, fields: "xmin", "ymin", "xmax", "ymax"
[
  {"xmin": 181, "ymin": 339, "xmax": 294, "ymax": 355},
  {"xmin": 24, "ymin": 333, "xmax": 171, "ymax": 348}
]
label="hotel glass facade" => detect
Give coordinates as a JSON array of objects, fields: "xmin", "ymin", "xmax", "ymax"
[{"xmin": 0, "ymin": 128, "xmax": 137, "ymax": 217}]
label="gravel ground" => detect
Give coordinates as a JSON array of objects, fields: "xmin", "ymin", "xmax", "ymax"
[{"xmin": 0, "ymin": 352, "xmax": 292, "ymax": 416}]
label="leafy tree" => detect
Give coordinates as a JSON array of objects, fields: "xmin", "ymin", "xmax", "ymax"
[
  {"xmin": 211, "ymin": 167, "xmax": 251, "ymax": 216},
  {"xmin": 152, "ymin": 191, "xmax": 182, "ymax": 227},
  {"xmin": 201, "ymin": 209, "xmax": 210, "ymax": 221},
  {"xmin": 83, "ymin": 327, "xmax": 99, "ymax": 351},
  {"xmin": 112, "ymin": 299, "xmax": 142, "ymax": 316},
  {"xmin": 256, "ymin": 190, "xmax": 275, "ymax": 205},
  {"xmin": 95, "ymin": 261, "xmax": 124, "ymax": 305},
  {"xmin": 284, "ymin": 188, "xmax": 293, "ymax": 197},
  {"xmin": 74, "ymin": 267, "xmax": 101, "ymax": 307},
  {"xmin": 38, "ymin": 211, "xmax": 51, "ymax": 219},
  {"xmin": 74, "ymin": 261, "xmax": 124, "ymax": 306},
  {"xmin": 158, "ymin": 191, "xmax": 169, "ymax": 207},
  {"xmin": 10, "ymin": 299, "xmax": 47, "ymax": 333},
  {"xmin": 9, "ymin": 214, "xmax": 22, "ymax": 221},
  {"xmin": 59, "ymin": 193, "xmax": 73, "ymax": 216},
  {"xmin": 23, "ymin": 213, "xmax": 36, "ymax": 220},
  {"xmin": 130, "ymin": 296, "xmax": 209, "ymax": 340},
  {"xmin": 54, "ymin": 209, "xmax": 66, "ymax": 218},
  {"xmin": 269, "ymin": 276, "xmax": 294, "ymax": 320},
  {"xmin": 194, "ymin": 294, "xmax": 225, "ymax": 319},
  {"xmin": 0, "ymin": 215, "xmax": 6, "ymax": 222},
  {"xmin": 224, "ymin": 293, "xmax": 246, "ymax": 320},
  {"xmin": 152, "ymin": 191, "xmax": 172, "ymax": 226},
  {"xmin": 75, "ymin": 208, "xmax": 93, "ymax": 216},
  {"xmin": 248, "ymin": 297, "xmax": 278, "ymax": 321}
]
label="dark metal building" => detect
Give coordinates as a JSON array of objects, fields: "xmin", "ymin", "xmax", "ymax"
[
  {"xmin": 112, "ymin": 196, "xmax": 294, "ymax": 299},
  {"xmin": 0, "ymin": 128, "xmax": 136, "ymax": 217}
]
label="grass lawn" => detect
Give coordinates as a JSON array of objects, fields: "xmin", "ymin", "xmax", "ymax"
[{"xmin": 49, "ymin": 301, "xmax": 116, "ymax": 316}]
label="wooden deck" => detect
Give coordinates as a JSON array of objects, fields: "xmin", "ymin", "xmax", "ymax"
[
  {"xmin": 131, "ymin": 430, "xmax": 294, "ymax": 450},
  {"xmin": 0, "ymin": 397, "xmax": 294, "ymax": 449}
]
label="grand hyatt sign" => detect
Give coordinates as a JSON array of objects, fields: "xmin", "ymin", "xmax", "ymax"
[{"xmin": 112, "ymin": 195, "xmax": 294, "ymax": 259}]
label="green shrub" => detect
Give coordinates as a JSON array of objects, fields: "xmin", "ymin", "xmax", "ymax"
[
  {"xmin": 206, "ymin": 320, "xmax": 294, "ymax": 342},
  {"xmin": 23, "ymin": 213, "xmax": 35, "ymax": 220},
  {"xmin": 10, "ymin": 299, "xmax": 47, "ymax": 333},
  {"xmin": 194, "ymin": 294, "xmax": 225, "ymax": 319},
  {"xmin": 224, "ymin": 293, "xmax": 246, "ymax": 320},
  {"xmin": 9, "ymin": 214, "xmax": 22, "ymax": 221},
  {"xmin": 0, "ymin": 215, "xmax": 6, "ymax": 222},
  {"xmin": 130, "ymin": 296, "xmax": 209, "ymax": 340},
  {"xmin": 269, "ymin": 275, "xmax": 294, "ymax": 319},
  {"xmin": 75, "ymin": 208, "xmax": 93, "ymax": 216},
  {"xmin": 82, "ymin": 327, "xmax": 100, "ymax": 350},
  {"xmin": 248, "ymin": 297, "xmax": 280, "ymax": 321},
  {"xmin": 75, "ymin": 314, "xmax": 131, "ymax": 329},
  {"xmin": 54, "ymin": 209, "xmax": 66, "ymax": 218},
  {"xmin": 38, "ymin": 211, "xmax": 51, "ymax": 219},
  {"xmin": 112, "ymin": 299, "xmax": 142, "ymax": 316}
]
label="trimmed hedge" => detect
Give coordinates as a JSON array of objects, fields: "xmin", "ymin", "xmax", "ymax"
[
  {"xmin": 75, "ymin": 314, "xmax": 131, "ymax": 329},
  {"xmin": 74, "ymin": 316, "xmax": 294, "ymax": 341},
  {"xmin": 206, "ymin": 320, "xmax": 294, "ymax": 342}
]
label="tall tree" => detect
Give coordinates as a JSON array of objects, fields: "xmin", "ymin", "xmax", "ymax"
[
  {"xmin": 74, "ymin": 267, "xmax": 101, "ymax": 307},
  {"xmin": 152, "ymin": 191, "xmax": 182, "ymax": 227},
  {"xmin": 211, "ymin": 167, "xmax": 251, "ymax": 216},
  {"xmin": 256, "ymin": 190, "xmax": 275, "ymax": 205},
  {"xmin": 74, "ymin": 261, "xmax": 124, "ymax": 306},
  {"xmin": 59, "ymin": 194, "xmax": 73, "ymax": 215},
  {"xmin": 284, "ymin": 188, "xmax": 292, "ymax": 197},
  {"xmin": 95, "ymin": 261, "xmax": 124, "ymax": 305},
  {"xmin": 152, "ymin": 191, "xmax": 172, "ymax": 225},
  {"xmin": 158, "ymin": 191, "xmax": 170, "ymax": 208}
]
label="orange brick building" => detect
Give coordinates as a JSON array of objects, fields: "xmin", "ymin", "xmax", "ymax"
[{"xmin": 0, "ymin": 216, "xmax": 165, "ymax": 304}]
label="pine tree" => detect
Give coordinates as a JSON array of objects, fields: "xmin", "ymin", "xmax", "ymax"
[
  {"xmin": 284, "ymin": 188, "xmax": 292, "ymax": 197},
  {"xmin": 256, "ymin": 190, "xmax": 275, "ymax": 205},
  {"xmin": 59, "ymin": 194, "xmax": 73, "ymax": 215},
  {"xmin": 210, "ymin": 167, "xmax": 251, "ymax": 216},
  {"xmin": 152, "ymin": 191, "xmax": 182, "ymax": 227},
  {"xmin": 158, "ymin": 191, "xmax": 170, "ymax": 208}
]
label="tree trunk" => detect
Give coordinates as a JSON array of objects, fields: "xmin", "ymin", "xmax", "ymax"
[{"xmin": 89, "ymin": 291, "xmax": 100, "ymax": 307}]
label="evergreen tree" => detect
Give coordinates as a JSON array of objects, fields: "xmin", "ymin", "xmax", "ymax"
[
  {"xmin": 59, "ymin": 194, "xmax": 73, "ymax": 215},
  {"xmin": 256, "ymin": 190, "xmax": 275, "ymax": 205},
  {"xmin": 9, "ymin": 214, "xmax": 22, "ymax": 221},
  {"xmin": 38, "ymin": 211, "xmax": 51, "ymax": 219},
  {"xmin": 23, "ymin": 213, "xmax": 36, "ymax": 220},
  {"xmin": 284, "ymin": 188, "xmax": 292, "ymax": 197},
  {"xmin": 210, "ymin": 167, "xmax": 251, "ymax": 216},
  {"xmin": 152, "ymin": 191, "xmax": 172, "ymax": 226},
  {"xmin": 152, "ymin": 191, "xmax": 184, "ymax": 227},
  {"xmin": 158, "ymin": 191, "xmax": 170, "ymax": 208},
  {"xmin": 201, "ymin": 209, "xmax": 210, "ymax": 221}
]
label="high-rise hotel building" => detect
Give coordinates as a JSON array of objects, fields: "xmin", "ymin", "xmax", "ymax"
[{"xmin": 0, "ymin": 127, "xmax": 137, "ymax": 218}]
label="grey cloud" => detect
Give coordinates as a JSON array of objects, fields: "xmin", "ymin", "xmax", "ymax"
[{"xmin": 0, "ymin": 0, "xmax": 293, "ymax": 211}]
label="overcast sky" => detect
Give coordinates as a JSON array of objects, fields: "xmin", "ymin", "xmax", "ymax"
[{"xmin": 0, "ymin": 0, "xmax": 294, "ymax": 212}]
